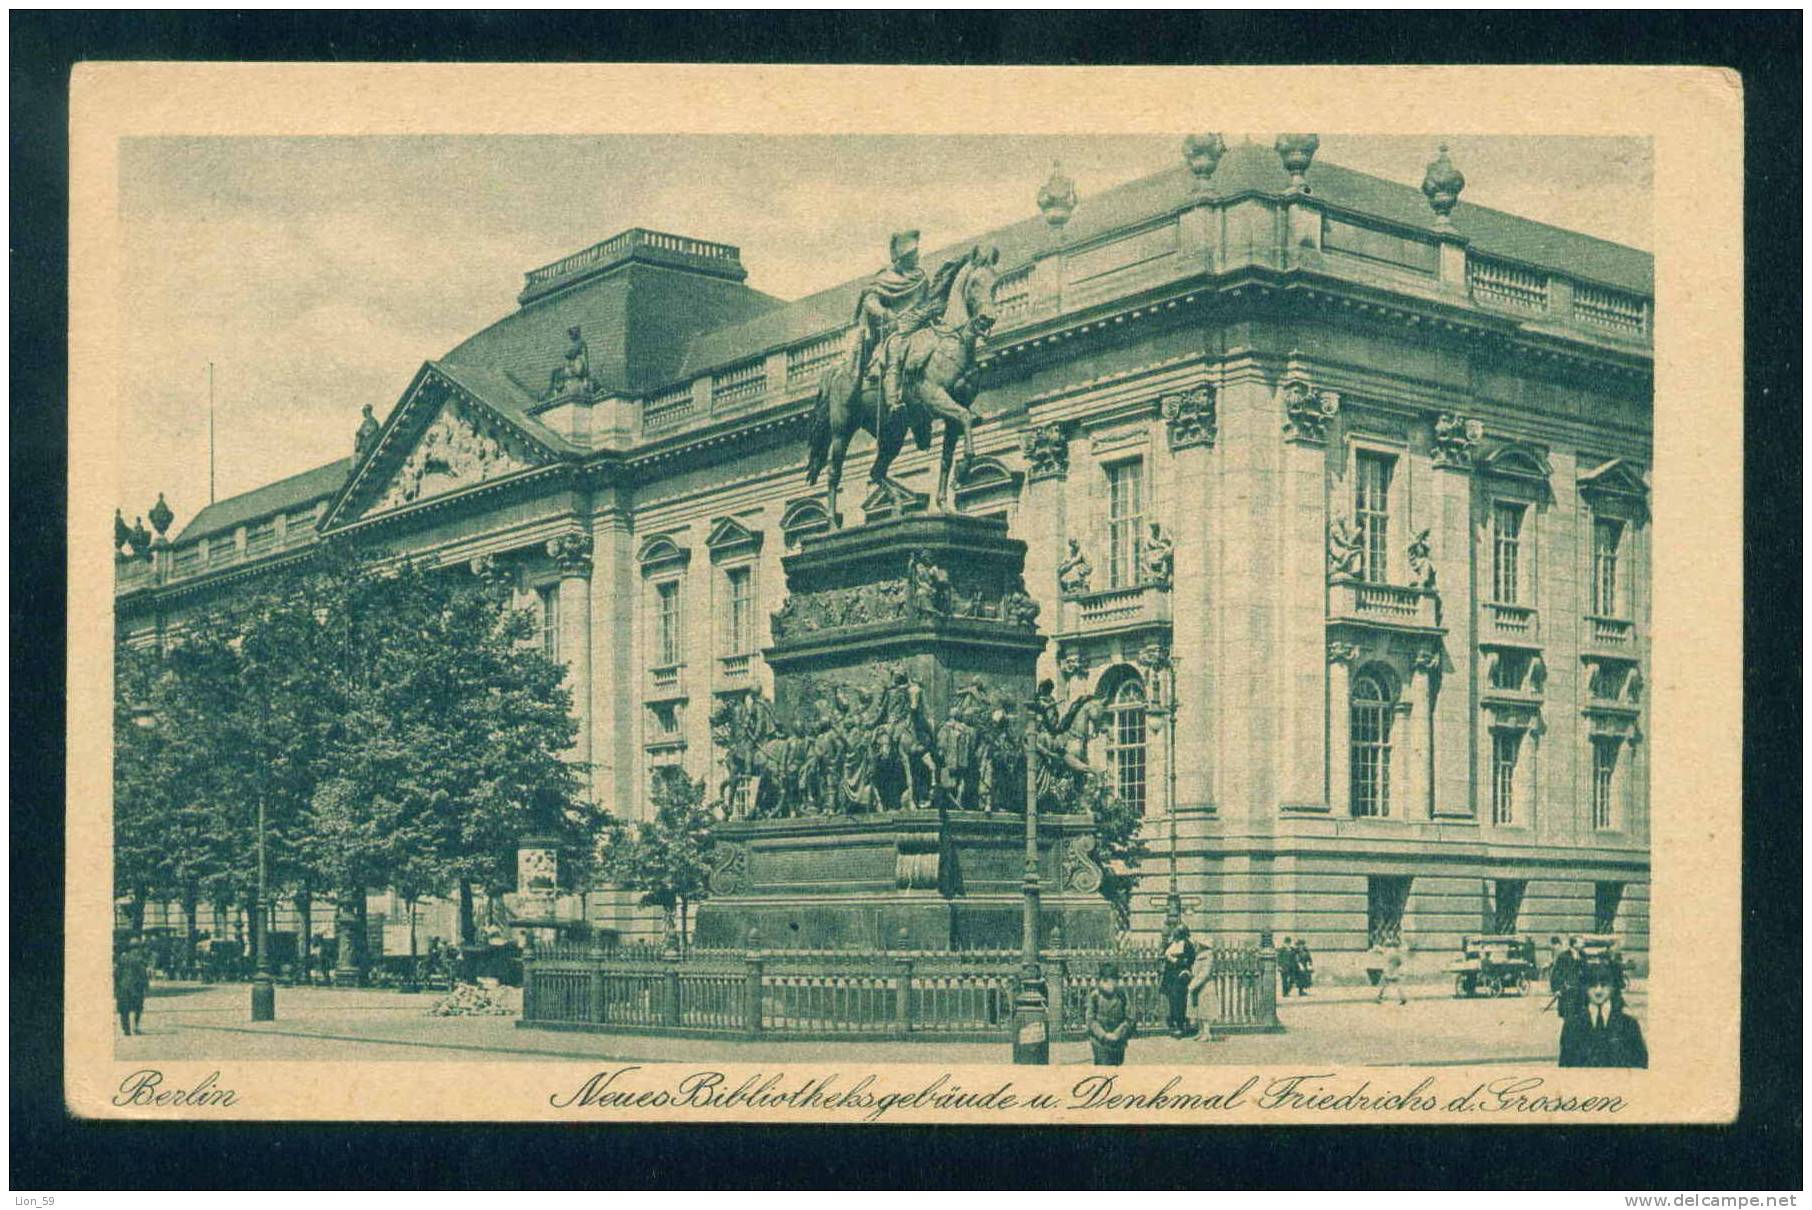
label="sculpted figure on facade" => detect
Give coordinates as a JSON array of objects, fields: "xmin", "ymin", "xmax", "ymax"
[
  {"xmin": 1000, "ymin": 588, "xmax": 1040, "ymax": 629},
  {"xmin": 545, "ymin": 325, "xmax": 593, "ymax": 401},
  {"xmin": 877, "ymin": 668, "xmax": 938, "ymax": 810},
  {"xmin": 353, "ymin": 403, "xmax": 381, "ymax": 463},
  {"xmin": 936, "ymin": 685, "xmax": 981, "ymax": 810},
  {"xmin": 1281, "ymin": 377, "xmax": 1340, "ymax": 444},
  {"xmin": 1327, "ymin": 517, "xmax": 1365, "ymax": 579},
  {"xmin": 1431, "ymin": 412, "xmax": 1483, "ymax": 470},
  {"xmin": 1407, "ymin": 528, "xmax": 1437, "ymax": 590},
  {"xmin": 1057, "ymin": 537, "xmax": 1093, "ymax": 597},
  {"xmin": 1141, "ymin": 521, "xmax": 1175, "ymax": 589},
  {"xmin": 1021, "ymin": 422, "xmax": 1070, "ymax": 482},
  {"xmin": 1160, "ymin": 385, "xmax": 1217, "ymax": 450},
  {"xmin": 906, "ymin": 549, "xmax": 952, "ymax": 619}
]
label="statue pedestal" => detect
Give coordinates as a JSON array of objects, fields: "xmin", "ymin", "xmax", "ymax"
[
  {"xmin": 696, "ymin": 512, "xmax": 1118, "ymax": 952},
  {"xmin": 695, "ymin": 811, "xmax": 1115, "ymax": 951}
]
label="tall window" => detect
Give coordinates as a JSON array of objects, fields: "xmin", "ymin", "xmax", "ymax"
[
  {"xmin": 1592, "ymin": 518, "xmax": 1624, "ymax": 616},
  {"xmin": 1492, "ymin": 879, "xmax": 1527, "ymax": 934},
  {"xmin": 1354, "ymin": 452, "xmax": 1394, "ymax": 584},
  {"xmin": 1106, "ymin": 459, "xmax": 1145, "ymax": 589},
  {"xmin": 655, "ymin": 579, "xmax": 684, "ymax": 667},
  {"xmin": 1590, "ymin": 737, "xmax": 1620, "ymax": 829},
  {"xmin": 537, "ymin": 586, "xmax": 560, "ymax": 662},
  {"xmin": 1349, "ymin": 670, "xmax": 1394, "ymax": 818},
  {"xmin": 1490, "ymin": 729, "xmax": 1522, "ymax": 825},
  {"xmin": 1106, "ymin": 676, "xmax": 1149, "ymax": 815},
  {"xmin": 1367, "ymin": 876, "xmax": 1411, "ymax": 946},
  {"xmin": 723, "ymin": 566, "xmax": 754, "ymax": 655},
  {"xmin": 1491, "ymin": 502, "xmax": 1525, "ymax": 604},
  {"xmin": 1593, "ymin": 882, "xmax": 1624, "ymax": 933}
]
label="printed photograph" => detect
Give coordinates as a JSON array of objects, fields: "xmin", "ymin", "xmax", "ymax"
[{"xmin": 108, "ymin": 129, "xmax": 1655, "ymax": 1074}]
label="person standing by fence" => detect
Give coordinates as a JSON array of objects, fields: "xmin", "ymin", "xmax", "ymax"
[
  {"xmin": 1085, "ymin": 962, "xmax": 1135, "ymax": 1065},
  {"xmin": 1293, "ymin": 939, "xmax": 1314, "ymax": 995},
  {"xmin": 1158, "ymin": 926, "xmax": 1198, "ymax": 1037},
  {"xmin": 1278, "ymin": 937, "xmax": 1300, "ymax": 997},
  {"xmin": 1187, "ymin": 942, "xmax": 1218, "ymax": 1042}
]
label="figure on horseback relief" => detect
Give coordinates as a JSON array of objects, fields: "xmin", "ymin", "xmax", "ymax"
[{"xmin": 805, "ymin": 229, "xmax": 1001, "ymax": 527}]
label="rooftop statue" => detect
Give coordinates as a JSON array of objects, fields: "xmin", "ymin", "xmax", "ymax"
[{"xmin": 805, "ymin": 232, "xmax": 1001, "ymax": 527}]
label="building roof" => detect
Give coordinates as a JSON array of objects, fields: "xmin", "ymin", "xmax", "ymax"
[
  {"xmin": 679, "ymin": 142, "xmax": 1652, "ymax": 379},
  {"xmin": 174, "ymin": 457, "xmax": 351, "ymax": 543}
]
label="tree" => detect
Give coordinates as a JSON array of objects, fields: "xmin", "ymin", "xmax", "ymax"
[{"xmin": 600, "ymin": 769, "xmax": 716, "ymax": 946}]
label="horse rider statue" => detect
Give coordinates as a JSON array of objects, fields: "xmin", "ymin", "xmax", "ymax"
[{"xmin": 855, "ymin": 230, "xmax": 936, "ymax": 432}]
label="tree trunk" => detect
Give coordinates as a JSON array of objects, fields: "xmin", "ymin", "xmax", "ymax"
[
  {"xmin": 297, "ymin": 888, "xmax": 313, "ymax": 984},
  {"xmin": 334, "ymin": 890, "xmax": 360, "ymax": 986},
  {"xmin": 458, "ymin": 881, "xmax": 475, "ymax": 949},
  {"xmin": 127, "ymin": 888, "xmax": 147, "ymax": 935},
  {"xmin": 354, "ymin": 894, "xmax": 369, "ymax": 983},
  {"xmin": 183, "ymin": 892, "xmax": 199, "ymax": 980}
]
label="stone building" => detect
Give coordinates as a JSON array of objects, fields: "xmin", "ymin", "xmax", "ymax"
[{"xmin": 116, "ymin": 138, "xmax": 1652, "ymax": 977}]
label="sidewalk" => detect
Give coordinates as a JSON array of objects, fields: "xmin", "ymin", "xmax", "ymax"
[{"xmin": 116, "ymin": 978, "xmax": 1631, "ymax": 1066}]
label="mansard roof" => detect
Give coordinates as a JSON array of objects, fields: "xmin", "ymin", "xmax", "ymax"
[
  {"xmin": 173, "ymin": 457, "xmax": 351, "ymax": 544},
  {"xmin": 676, "ymin": 142, "xmax": 1653, "ymax": 380}
]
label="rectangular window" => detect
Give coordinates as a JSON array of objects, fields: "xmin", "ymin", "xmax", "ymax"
[
  {"xmin": 723, "ymin": 566, "xmax": 754, "ymax": 655},
  {"xmin": 1106, "ymin": 459, "xmax": 1145, "ymax": 589},
  {"xmin": 1354, "ymin": 452, "xmax": 1394, "ymax": 584},
  {"xmin": 1367, "ymin": 876, "xmax": 1411, "ymax": 947},
  {"xmin": 656, "ymin": 579, "xmax": 683, "ymax": 667},
  {"xmin": 1492, "ymin": 502, "xmax": 1525, "ymax": 604},
  {"xmin": 1106, "ymin": 684, "xmax": 1149, "ymax": 815},
  {"xmin": 1493, "ymin": 879, "xmax": 1527, "ymax": 935},
  {"xmin": 1590, "ymin": 737, "xmax": 1620, "ymax": 829},
  {"xmin": 1490, "ymin": 729, "xmax": 1522, "ymax": 825},
  {"xmin": 537, "ymin": 586, "xmax": 560, "ymax": 662},
  {"xmin": 1592, "ymin": 518, "xmax": 1624, "ymax": 617},
  {"xmin": 1593, "ymin": 882, "xmax": 1624, "ymax": 933}
]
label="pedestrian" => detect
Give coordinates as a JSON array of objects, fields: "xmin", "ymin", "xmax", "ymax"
[
  {"xmin": 1547, "ymin": 936, "xmax": 1585, "ymax": 1017},
  {"xmin": 1187, "ymin": 942, "xmax": 1218, "ymax": 1042},
  {"xmin": 1558, "ymin": 965, "xmax": 1648, "ymax": 1067},
  {"xmin": 1374, "ymin": 937, "xmax": 1407, "ymax": 1005},
  {"xmin": 1158, "ymin": 926, "xmax": 1198, "ymax": 1037},
  {"xmin": 1085, "ymin": 962, "xmax": 1135, "ymax": 1065},
  {"xmin": 1294, "ymin": 939, "xmax": 1315, "ymax": 995},
  {"xmin": 114, "ymin": 937, "xmax": 151, "ymax": 1036},
  {"xmin": 1278, "ymin": 936, "xmax": 1300, "ymax": 997}
]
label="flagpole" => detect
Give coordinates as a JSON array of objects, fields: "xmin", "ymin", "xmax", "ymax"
[{"xmin": 208, "ymin": 361, "xmax": 216, "ymax": 504}]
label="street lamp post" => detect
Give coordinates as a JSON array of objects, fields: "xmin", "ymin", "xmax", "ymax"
[
  {"xmin": 1141, "ymin": 653, "xmax": 1198, "ymax": 937},
  {"xmin": 250, "ymin": 793, "xmax": 275, "ymax": 1021},
  {"xmin": 1010, "ymin": 706, "xmax": 1050, "ymax": 1064}
]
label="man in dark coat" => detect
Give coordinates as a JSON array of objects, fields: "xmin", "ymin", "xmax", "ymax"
[
  {"xmin": 1558, "ymin": 965, "xmax": 1648, "ymax": 1068},
  {"xmin": 1547, "ymin": 936, "xmax": 1585, "ymax": 1017},
  {"xmin": 1277, "ymin": 937, "xmax": 1301, "ymax": 997},
  {"xmin": 1159, "ymin": 926, "xmax": 1199, "ymax": 1036},
  {"xmin": 114, "ymin": 938, "xmax": 151, "ymax": 1036}
]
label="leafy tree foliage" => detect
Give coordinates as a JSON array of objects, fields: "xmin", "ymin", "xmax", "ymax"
[{"xmin": 599, "ymin": 769, "xmax": 717, "ymax": 944}]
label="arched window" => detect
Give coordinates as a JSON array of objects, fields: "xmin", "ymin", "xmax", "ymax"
[
  {"xmin": 1350, "ymin": 669, "xmax": 1395, "ymax": 818},
  {"xmin": 1105, "ymin": 673, "xmax": 1149, "ymax": 815}
]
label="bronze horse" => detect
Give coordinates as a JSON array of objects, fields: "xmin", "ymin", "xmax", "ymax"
[{"xmin": 804, "ymin": 247, "xmax": 999, "ymax": 527}]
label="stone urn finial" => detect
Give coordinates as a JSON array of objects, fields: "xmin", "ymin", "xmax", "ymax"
[
  {"xmin": 1037, "ymin": 159, "xmax": 1078, "ymax": 229},
  {"xmin": 1421, "ymin": 143, "xmax": 1466, "ymax": 230},
  {"xmin": 147, "ymin": 491, "xmax": 174, "ymax": 538},
  {"xmin": 1183, "ymin": 133, "xmax": 1227, "ymax": 192},
  {"xmin": 1274, "ymin": 133, "xmax": 1320, "ymax": 194}
]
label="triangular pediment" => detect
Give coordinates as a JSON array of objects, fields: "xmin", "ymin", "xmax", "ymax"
[
  {"xmin": 1577, "ymin": 458, "xmax": 1647, "ymax": 499},
  {"xmin": 705, "ymin": 515, "xmax": 763, "ymax": 557},
  {"xmin": 326, "ymin": 365, "xmax": 556, "ymax": 528}
]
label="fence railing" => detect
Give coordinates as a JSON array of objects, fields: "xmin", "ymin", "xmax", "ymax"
[{"xmin": 522, "ymin": 942, "xmax": 1280, "ymax": 1041}]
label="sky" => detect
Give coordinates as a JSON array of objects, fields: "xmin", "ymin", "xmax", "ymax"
[{"xmin": 117, "ymin": 134, "xmax": 1651, "ymax": 530}]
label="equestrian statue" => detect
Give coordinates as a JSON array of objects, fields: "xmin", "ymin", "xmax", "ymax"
[{"xmin": 804, "ymin": 229, "xmax": 1000, "ymax": 527}]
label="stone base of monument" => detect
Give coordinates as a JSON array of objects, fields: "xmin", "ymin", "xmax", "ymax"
[{"xmin": 693, "ymin": 809, "xmax": 1117, "ymax": 952}]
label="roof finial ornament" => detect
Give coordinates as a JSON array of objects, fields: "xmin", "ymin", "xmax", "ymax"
[
  {"xmin": 1182, "ymin": 133, "xmax": 1227, "ymax": 193},
  {"xmin": 1274, "ymin": 133, "xmax": 1320, "ymax": 195},
  {"xmin": 148, "ymin": 492, "xmax": 174, "ymax": 539},
  {"xmin": 1421, "ymin": 143, "xmax": 1466, "ymax": 231},
  {"xmin": 1037, "ymin": 160, "xmax": 1078, "ymax": 229}
]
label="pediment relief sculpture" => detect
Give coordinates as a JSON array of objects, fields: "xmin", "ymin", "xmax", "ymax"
[{"xmin": 367, "ymin": 393, "xmax": 535, "ymax": 515}]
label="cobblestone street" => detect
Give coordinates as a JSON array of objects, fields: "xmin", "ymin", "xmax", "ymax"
[{"xmin": 113, "ymin": 978, "xmax": 1645, "ymax": 1067}]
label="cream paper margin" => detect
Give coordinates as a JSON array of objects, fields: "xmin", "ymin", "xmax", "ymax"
[{"xmin": 64, "ymin": 63, "xmax": 1743, "ymax": 1124}]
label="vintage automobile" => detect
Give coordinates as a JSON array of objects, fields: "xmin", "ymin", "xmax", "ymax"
[{"xmin": 1447, "ymin": 934, "xmax": 1540, "ymax": 997}]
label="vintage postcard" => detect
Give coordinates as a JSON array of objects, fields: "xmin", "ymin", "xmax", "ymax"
[{"xmin": 67, "ymin": 63, "xmax": 1742, "ymax": 1124}]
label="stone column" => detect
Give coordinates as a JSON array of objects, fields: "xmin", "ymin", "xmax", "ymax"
[
  {"xmin": 1160, "ymin": 385, "xmax": 1215, "ymax": 813},
  {"xmin": 1019, "ymin": 420, "xmax": 1071, "ymax": 684},
  {"xmin": 1279, "ymin": 373, "xmax": 1339, "ymax": 811},
  {"xmin": 1430, "ymin": 414, "xmax": 1481, "ymax": 818},
  {"xmin": 547, "ymin": 532, "xmax": 594, "ymax": 797},
  {"xmin": 1326, "ymin": 642, "xmax": 1357, "ymax": 815},
  {"xmin": 589, "ymin": 502, "xmax": 637, "ymax": 822}
]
